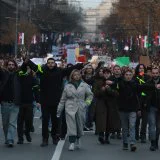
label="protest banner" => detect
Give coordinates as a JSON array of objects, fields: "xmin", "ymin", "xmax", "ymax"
[
  {"xmin": 67, "ymin": 48, "xmax": 76, "ymax": 65},
  {"xmin": 139, "ymin": 56, "xmax": 151, "ymax": 67},
  {"xmin": 97, "ymin": 56, "xmax": 112, "ymax": 67}
]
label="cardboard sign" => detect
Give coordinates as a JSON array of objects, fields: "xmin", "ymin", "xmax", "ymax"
[{"xmin": 139, "ymin": 56, "xmax": 151, "ymax": 67}]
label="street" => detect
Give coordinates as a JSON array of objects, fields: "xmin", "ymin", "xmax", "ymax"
[
  {"xmin": 0, "ymin": 110, "xmax": 159, "ymax": 160},
  {"xmin": 1, "ymin": 0, "xmax": 160, "ymax": 160},
  {"xmin": 60, "ymin": 132, "xmax": 160, "ymax": 160},
  {"xmin": 0, "ymin": 110, "xmax": 54, "ymax": 160}
]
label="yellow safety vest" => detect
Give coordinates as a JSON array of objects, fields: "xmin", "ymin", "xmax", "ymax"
[{"xmin": 136, "ymin": 77, "xmax": 146, "ymax": 96}]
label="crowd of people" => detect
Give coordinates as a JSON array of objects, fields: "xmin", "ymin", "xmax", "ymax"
[{"xmin": 0, "ymin": 55, "xmax": 160, "ymax": 153}]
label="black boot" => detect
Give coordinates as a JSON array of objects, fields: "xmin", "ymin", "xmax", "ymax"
[
  {"xmin": 130, "ymin": 144, "xmax": 137, "ymax": 152},
  {"xmin": 40, "ymin": 139, "xmax": 48, "ymax": 147},
  {"xmin": 150, "ymin": 140, "xmax": 156, "ymax": 151},
  {"xmin": 105, "ymin": 133, "xmax": 110, "ymax": 144},
  {"xmin": 25, "ymin": 132, "xmax": 32, "ymax": 142},
  {"xmin": 98, "ymin": 132, "xmax": 105, "ymax": 144},
  {"xmin": 98, "ymin": 137, "xmax": 105, "ymax": 144},
  {"xmin": 17, "ymin": 135, "xmax": 24, "ymax": 144},
  {"xmin": 17, "ymin": 138, "xmax": 24, "ymax": 144},
  {"xmin": 52, "ymin": 135, "xmax": 60, "ymax": 145}
]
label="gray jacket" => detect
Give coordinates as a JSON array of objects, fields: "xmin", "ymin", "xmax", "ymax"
[{"xmin": 57, "ymin": 81, "xmax": 93, "ymax": 136}]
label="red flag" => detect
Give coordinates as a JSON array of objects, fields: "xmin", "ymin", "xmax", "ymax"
[{"xmin": 78, "ymin": 55, "xmax": 86, "ymax": 63}]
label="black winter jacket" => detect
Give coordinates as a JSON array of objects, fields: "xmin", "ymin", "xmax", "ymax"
[
  {"xmin": 146, "ymin": 78, "xmax": 160, "ymax": 110},
  {"xmin": 117, "ymin": 79, "xmax": 155, "ymax": 112},
  {"xmin": 19, "ymin": 73, "xmax": 39, "ymax": 104},
  {"xmin": 118, "ymin": 80, "xmax": 140, "ymax": 112},
  {"xmin": 26, "ymin": 60, "xmax": 83, "ymax": 107},
  {"xmin": 0, "ymin": 69, "xmax": 21, "ymax": 105}
]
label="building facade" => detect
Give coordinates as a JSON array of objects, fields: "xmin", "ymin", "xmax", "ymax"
[{"xmin": 83, "ymin": 0, "xmax": 119, "ymax": 42}]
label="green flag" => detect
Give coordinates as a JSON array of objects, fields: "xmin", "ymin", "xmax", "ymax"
[{"xmin": 115, "ymin": 57, "xmax": 130, "ymax": 67}]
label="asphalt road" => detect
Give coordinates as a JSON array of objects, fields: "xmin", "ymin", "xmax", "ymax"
[
  {"xmin": 60, "ymin": 132, "xmax": 160, "ymax": 160},
  {"xmin": 0, "ymin": 107, "xmax": 159, "ymax": 160},
  {"xmin": 0, "ymin": 108, "xmax": 55, "ymax": 160}
]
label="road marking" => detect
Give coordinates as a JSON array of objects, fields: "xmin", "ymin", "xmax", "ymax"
[
  {"xmin": 34, "ymin": 116, "xmax": 40, "ymax": 119},
  {"xmin": 51, "ymin": 138, "xmax": 66, "ymax": 160}
]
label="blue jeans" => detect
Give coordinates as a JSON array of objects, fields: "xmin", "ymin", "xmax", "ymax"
[
  {"xmin": 148, "ymin": 107, "xmax": 159, "ymax": 141},
  {"xmin": 1, "ymin": 102, "xmax": 19, "ymax": 143},
  {"xmin": 119, "ymin": 112, "xmax": 137, "ymax": 145}
]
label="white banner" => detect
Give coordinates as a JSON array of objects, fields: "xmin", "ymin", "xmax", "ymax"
[{"xmin": 97, "ymin": 56, "xmax": 112, "ymax": 67}]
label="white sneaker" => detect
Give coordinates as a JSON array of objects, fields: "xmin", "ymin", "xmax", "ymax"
[
  {"xmin": 69, "ymin": 143, "xmax": 75, "ymax": 151},
  {"xmin": 75, "ymin": 138, "xmax": 81, "ymax": 149}
]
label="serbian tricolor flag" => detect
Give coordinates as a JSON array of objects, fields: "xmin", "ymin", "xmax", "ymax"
[
  {"xmin": 31, "ymin": 35, "xmax": 37, "ymax": 44},
  {"xmin": 18, "ymin": 32, "xmax": 24, "ymax": 45},
  {"xmin": 141, "ymin": 36, "xmax": 144, "ymax": 48},
  {"xmin": 154, "ymin": 32, "xmax": 159, "ymax": 46}
]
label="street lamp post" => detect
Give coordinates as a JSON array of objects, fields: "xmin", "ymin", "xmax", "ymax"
[{"xmin": 15, "ymin": 0, "xmax": 19, "ymax": 57}]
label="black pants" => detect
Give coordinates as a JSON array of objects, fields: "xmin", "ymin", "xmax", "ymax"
[
  {"xmin": 60, "ymin": 110, "xmax": 67, "ymax": 138},
  {"xmin": 41, "ymin": 105, "xmax": 60, "ymax": 140},
  {"xmin": 17, "ymin": 104, "xmax": 33, "ymax": 140},
  {"xmin": 85, "ymin": 103, "xmax": 94, "ymax": 128},
  {"xmin": 136, "ymin": 108, "xmax": 148, "ymax": 139}
]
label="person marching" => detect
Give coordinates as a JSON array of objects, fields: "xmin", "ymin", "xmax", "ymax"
[
  {"xmin": 146, "ymin": 67, "xmax": 160, "ymax": 151},
  {"xmin": 109, "ymin": 65, "xmax": 122, "ymax": 139},
  {"xmin": 135, "ymin": 64, "xmax": 151, "ymax": 143},
  {"xmin": 57, "ymin": 69, "xmax": 93, "ymax": 151},
  {"xmin": 23, "ymin": 57, "xmax": 83, "ymax": 147},
  {"xmin": 0, "ymin": 60, "xmax": 20, "ymax": 147},
  {"xmin": 93, "ymin": 68, "xmax": 120, "ymax": 144},
  {"xmin": 17, "ymin": 65, "xmax": 40, "ymax": 144}
]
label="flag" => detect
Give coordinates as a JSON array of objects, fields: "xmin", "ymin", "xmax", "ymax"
[
  {"xmin": 18, "ymin": 32, "xmax": 24, "ymax": 45},
  {"xmin": 78, "ymin": 55, "xmax": 86, "ymax": 63},
  {"xmin": 141, "ymin": 36, "xmax": 144, "ymax": 48},
  {"xmin": 115, "ymin": 57, "xmax": 130, "ymax": 67},
  {"xmin": 75, "ymin": 47, "xmax": 79, "ymax": 58},
  {"xmin": 31, "ymin": 35, "xmax": 37, "ymax": 44},
  {"xmin": 41, "ymin": 34, "xmax": 44, "ymax": 42},
  {"xmin": 144, "ymin": 36, "xmax": 147, "ymax": 48},
  {"xmin": 154, "ymin": 32, "xmax": 159, "ymax": 46}
]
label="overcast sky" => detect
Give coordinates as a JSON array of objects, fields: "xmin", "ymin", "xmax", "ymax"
[{"xmin": 80, "ymin": 0, "xmax": 103, "ymax": 8}]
